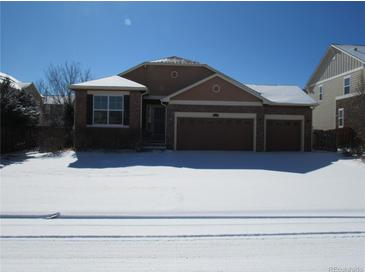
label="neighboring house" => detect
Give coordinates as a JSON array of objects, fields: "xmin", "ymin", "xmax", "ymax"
[
  {"xmin": 0, "ymin": 72, "xmax": 43, "ymax": 106},
  {"xmin": 0, "ymin": 72, "xmax": 43, "ymax": 124},
  {"xmin": 305, "ymin": 44, "xmax": 365, "ymax": 142},
  {"xmin": 40, "ymin": 95, "xmax": 66, "ymax": 127},
  {"xmin": 0, "ymin": 72, "xmax": 70, "ymax": 128},
  {"xmin": 71, "ymin": 56, "xmax": 317, "ymax": 151}
]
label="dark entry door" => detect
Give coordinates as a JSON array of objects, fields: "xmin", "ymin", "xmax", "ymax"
[
  {"xmin": 145, "ymin": 104, "xmax": 165, "ymax": 142},
  {"xmin": 151, "ymin": 105, "xmax": 165, "ymax": 136},
  {"xmin": 176, "ymin": 118, "xmax": 254, "ymax": 150},
  {"xmin": 266, "ymin": 119, "xmax": 301, "ymax": 151}
]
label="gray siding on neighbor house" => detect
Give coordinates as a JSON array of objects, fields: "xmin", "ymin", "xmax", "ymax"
[
  {"xmin": 318, "ymin": 51, "xmax": 362, "ymax": 82},
  {"xmin": 310, "ymin": 68, "xmax": 365, "ymax": 130},
  {"xmin": 308, "ymin": 49, "xmax": 363, "ymax": 88}
]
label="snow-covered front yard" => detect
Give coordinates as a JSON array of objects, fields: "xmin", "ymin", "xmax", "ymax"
[
  {"xmin": 1, "ymin": 150, "xmax": 364, "ymax": 216},
  {"xmin": 1, "ymin": 150, "xmax": 365, "ymax": 271}
]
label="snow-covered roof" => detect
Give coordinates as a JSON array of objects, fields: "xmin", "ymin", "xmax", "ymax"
[
  {"xmin": 246, "ymin": 84, "xmax": 318, "ymax": 106},
  {"xmin": 333, "ymin": 44, "xmax": 365, "ymax": 63},
  {"xmin": 0, "ymin": 72, "xmax": 23, "ymax": 89},
  {"xmin": 43, "ymin": 95, "xmax": 72, "ymax": 104},
  {"xmin": 70, "ymin": 75, "xmax": 147, "ymax": 91},
  {"xmin": 0, "ymin": 72, "xmax": 37, "ymax": 91},
  {"xmin": 149, "ymin": 56, "xmax": 200, "ymax": 65}
]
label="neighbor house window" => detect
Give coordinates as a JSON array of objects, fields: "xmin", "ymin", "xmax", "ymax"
[
  {"xmin": 93, "ymin": 95, "xmax": 124, "ymax": 125},
  {"xmin": 338, "ymin": 108, "xmax": 344, "ymax": 128},
  {"xmin": 343, "ymin": 76, "xmax": 351, "ymax": 95},
  {"xmin": 319, "ymin": 85, "xmax": 323, "ymax": 101}
]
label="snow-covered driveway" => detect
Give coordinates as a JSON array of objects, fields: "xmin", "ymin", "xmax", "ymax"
[{"xmin": 1, "ymin": 150, "xmax": 365, "ymax": 216}]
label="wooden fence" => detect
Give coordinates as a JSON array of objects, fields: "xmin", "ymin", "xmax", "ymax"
[
  {"xmin": 1, "ymin": 127, "xmax": 73, "ymax": 154},
  {"xmin": 312, "ymin": 127, "xmax": 356, "ymax": 151}
]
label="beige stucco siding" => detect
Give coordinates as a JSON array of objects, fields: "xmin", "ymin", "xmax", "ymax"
[
  {"xmin": 171, "ymin": 76, "xmax": 261, "ymax": 102},
  {"xmin": 310, "ymin": 68, "xmax": 364, "ymax": 130}
]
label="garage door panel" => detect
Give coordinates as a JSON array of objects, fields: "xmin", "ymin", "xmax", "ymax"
[
  {"xmin": 266, "ymin": 119, "xmax": 301, "ymax": 151},
  {"xmin": 177, "ymin": 117, "xmax": 254, "ymax": 150}
]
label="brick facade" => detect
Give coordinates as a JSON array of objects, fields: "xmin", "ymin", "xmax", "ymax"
[
  {"xmin": 336, "ymin": 95, "xmax": 365, "ymax": 144},
  {"xmin": 166, "ymin": 104, "xmax": 312, "ymax": 151},
  {"xmin": 74, "ymin": 90, "xmax": 142, "ymax": 150}
]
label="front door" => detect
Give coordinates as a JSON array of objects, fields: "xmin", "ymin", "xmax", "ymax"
[{"xmin": 146, "ymin": 104, "xmax": 165, "ymax": 142}]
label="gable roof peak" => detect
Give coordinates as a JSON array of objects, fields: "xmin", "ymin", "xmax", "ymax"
[
  {"xmin": 149, "ymin": 56, "xmax": 201, "ymax": 65},
  {"xmin": 331, "ymin": 44, "xmax": 365, "ymax": 63}
]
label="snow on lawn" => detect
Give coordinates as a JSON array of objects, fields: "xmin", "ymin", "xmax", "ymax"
[{"xmin": 1, "ymin": 150, "xmax": 365, "ymax": 216}]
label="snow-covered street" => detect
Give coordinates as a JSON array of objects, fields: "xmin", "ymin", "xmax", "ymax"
[
  {"xmin": 1, "ymin": 218, "xmax": 365, "ymax": 271},
  {"xmin": 1, "ymin": 232, "xmax": 364, "ymax": 271},
  {"xmin": 1, "ymin": 150, "xmax": 365, "ymax": 271}
]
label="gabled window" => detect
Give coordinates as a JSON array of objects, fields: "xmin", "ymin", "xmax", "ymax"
[
  {"xmin": 338, "ymin": 108, "xmax": 344, "ymax": 128},
  {"xmin": 93, "ymin": 95, "xmax": 124, "ymax": 125},
  {"xmin": 343, "ymin": 76, "xmax": 351, "ymax": 95},
  {"xmin": 319, "ymin": 85, "xmax": 323, "ymax": 101}
]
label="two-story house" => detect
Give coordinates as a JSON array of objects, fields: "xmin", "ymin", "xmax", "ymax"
[{"xmin": 305, "ymin": 44, "xmax": 365, "ymax": 143}]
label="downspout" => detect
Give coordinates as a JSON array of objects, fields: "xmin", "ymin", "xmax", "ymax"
[
  {"xmin": 140, "ymin": 89, "xmax": 148, "ymax": 144},
  {"xmin": 160, "ymin": 100, "xmax": 168, "ymax": 146}
]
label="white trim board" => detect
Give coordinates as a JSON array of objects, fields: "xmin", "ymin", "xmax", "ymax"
[
  {"xmin": 264, "ymin": 114, "xmax": 305, "ymax": 152},
  {"xmin": 307, "ymin": 66, "xmax": 363, "ymax": 87},
  {"xmin": 337, "ymin": 108, "xmax": 344, "ymax": 128},
  {"xmin": 87, "ymin": 90, "xmax": 130, "ymax": 96},
  {"xmin": 173, "ymin": 112, "xmax": 257, "ymax": 151},
  {"xmin": 169, "ymin": 100, "xmax": 262, "ymax": 106},
  {"xmin": 336, "ymin": 93, "xmax": 359, "ymax": 100}
]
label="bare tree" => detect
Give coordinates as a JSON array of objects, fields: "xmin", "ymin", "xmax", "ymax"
[{"xmin": 37, "ymin": 62, "xmax": 91, "ymax": 128}]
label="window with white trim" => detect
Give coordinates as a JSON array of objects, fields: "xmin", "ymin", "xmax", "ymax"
[
  {"xmin": 343, "ymin": 76, "xmax": 351, "ymax": 95},
  {"xmin": 93, "ymin": 95, "xmax": 124, "ymax": 125},
  {"xmin": 319, "ymin": 85, "xmax": 323, "ymax": 101},
  {"xmin": 338, "ymin": 108, "xmax": 344, "ymax": 128}
]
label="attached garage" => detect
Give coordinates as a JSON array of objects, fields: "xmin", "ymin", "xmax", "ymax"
[
  {"xmin": 265, "ymin": 118, "xmax": 303, "ymax": 151},
  {"xmin": 175, "ymin": 113, "xmax": 256, "ymax": 151}
]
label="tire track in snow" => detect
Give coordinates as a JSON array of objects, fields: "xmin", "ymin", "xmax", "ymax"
[{"xmin": 1, "ymin": 230, "xmax": 365, "ymax": 239}]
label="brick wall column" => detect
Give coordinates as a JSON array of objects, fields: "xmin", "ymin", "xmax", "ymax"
[
  {"xmin": 74, "ymin": 90, "xmax": 87, "ymax": 130},
  {"xmin": 129, "ymin": 91, "xmax": 141, "ymax": 131},
  {"xmin": 256, "ymin": 110, "xmax": 265, "ymax": 152}
]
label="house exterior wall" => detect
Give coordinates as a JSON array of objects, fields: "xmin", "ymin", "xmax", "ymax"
[
  {"xmin": 123, "ymin": 65, "xmax": 214, "ymax": 97},
  {"xmin": 74, "ymin": 89, "xmax": 142, "ymax": 149},
  {"xmin": 336, "ymin": 95, "xmax": 365, "ymax": 143},
  {"xmin": 166, "ymin": 104, "xmax": 312, "ymax": 152},
  {"xmin": 171, "ymin": 76, "xmax": 261, "ymax": 102},
  {"xmin": 309, "ymin": 68, "xmax": 364, "ymax": 130},
  {"xmin": 316, "ymin": 50, "xmax": 362, "ymax": 82}
]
